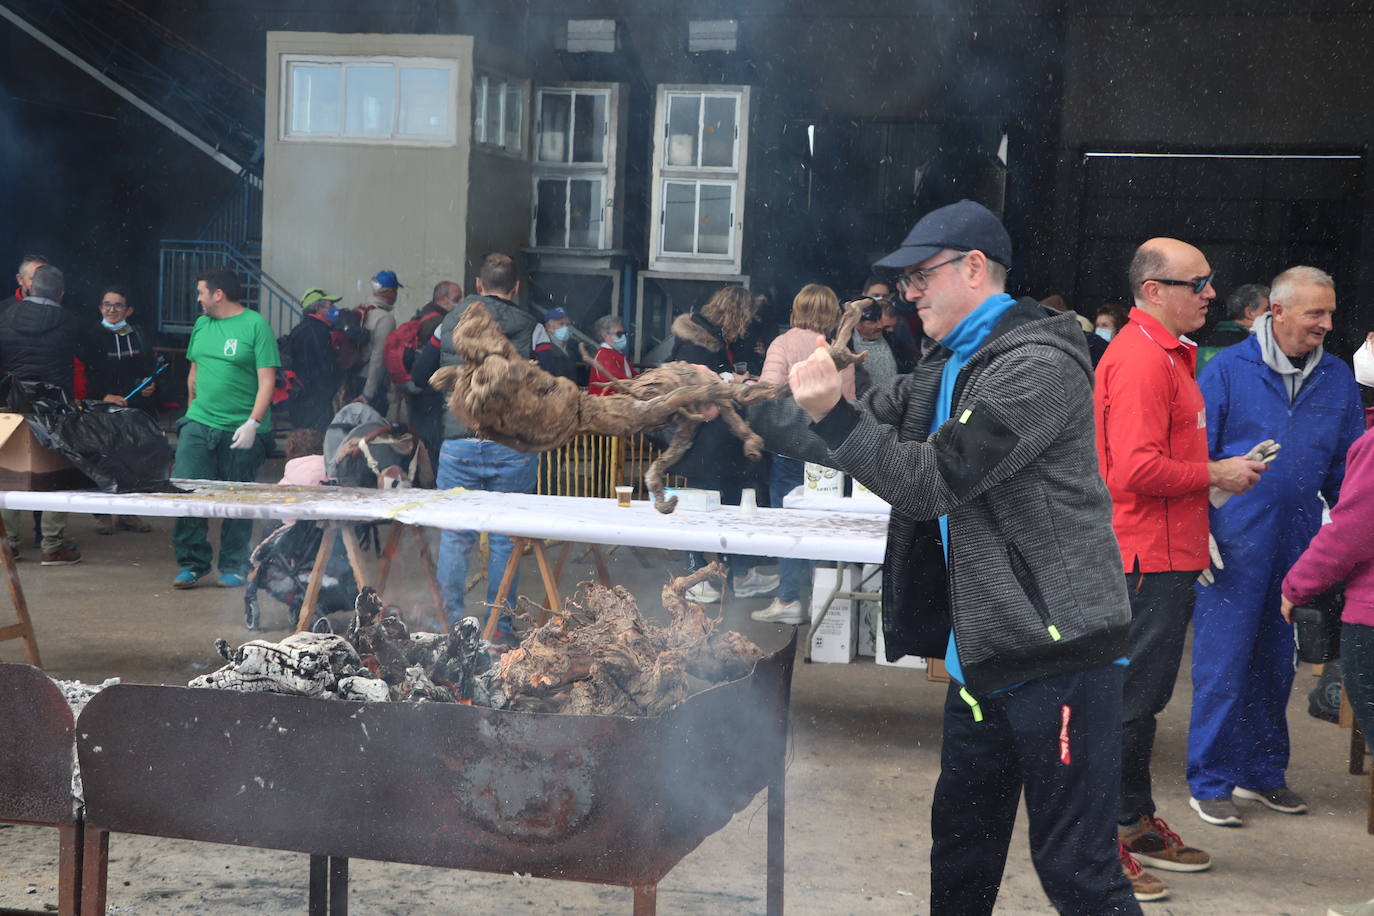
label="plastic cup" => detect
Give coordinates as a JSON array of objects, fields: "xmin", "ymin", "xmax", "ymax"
[{"xmin": 615, "ymin": 486, "xmax": 633, "ymax": 507}]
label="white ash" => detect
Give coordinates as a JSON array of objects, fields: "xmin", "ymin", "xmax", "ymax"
[{"xmin": 53, "ymin": 676, "xmax": 120, "ymax": 716}]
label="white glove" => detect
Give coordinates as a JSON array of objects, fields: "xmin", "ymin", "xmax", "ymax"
[
  {"xmin": 1209, "ymin": 439, "xmax": 1281, "ymax": 508},
  {"xmin": 1197, "ymin": 533, "xmax": 1225, "ymax": 586},
  {"xmin": 229, "ymin": 417, "xmax": 260, "ymax": 450}
]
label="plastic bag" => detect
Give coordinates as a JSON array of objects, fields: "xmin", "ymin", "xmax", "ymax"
[{"xmin": 0, "ymin": 375, "xmax": 179, "ymax": 493}]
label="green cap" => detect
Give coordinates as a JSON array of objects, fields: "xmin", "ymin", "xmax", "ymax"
[{"xmin": 300, "ymin": 287, "xmax": 342, "ymax": 311}]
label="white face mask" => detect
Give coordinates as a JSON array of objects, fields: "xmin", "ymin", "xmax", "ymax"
[
  {"xmin": 1354, "ymin": 339, "xmax": 1374, "ymax": 387},
  {"xmin": 1095, "ymin": 327, "xmax": 1114, "ymax": 342}
]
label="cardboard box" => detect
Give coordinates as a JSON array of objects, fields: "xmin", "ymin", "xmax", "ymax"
[
  {"xmin": 0, "ymin": 413, "xmax": 87, "ymax": 490},
  {"xmin": 809, "ymin": 566, "xmax": 857, "ymax": 664},
  {"xmin": 856, "ymin": 564, "xmax": 882, "ymax": 657}
]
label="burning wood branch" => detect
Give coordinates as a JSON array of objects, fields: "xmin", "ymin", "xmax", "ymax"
[
  {"xmin": 429, "ymin": 300, "xmax": 867, "ymax": 512},
  {"xmin": 191, "ymin": 569, "xmax": 762, "ymax": 717}
]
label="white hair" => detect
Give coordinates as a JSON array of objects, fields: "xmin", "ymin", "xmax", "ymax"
[{"xmin": 1269, "ymin": 265, "xmax": 1334, "ymax": 306}]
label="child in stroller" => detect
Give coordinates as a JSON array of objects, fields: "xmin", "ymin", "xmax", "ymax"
[{"xmin": 243, "ymin": 408, "xmax": 434, "ymax": 631}]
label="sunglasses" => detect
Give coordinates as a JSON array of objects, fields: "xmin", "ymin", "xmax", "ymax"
[
  {"xmin": 895, "ymin": 253, "xmax": 968, "ymax": 294},
  {"xmin": 1145, "ymin": 271, "xmax": 1215, "ymax": 295}
]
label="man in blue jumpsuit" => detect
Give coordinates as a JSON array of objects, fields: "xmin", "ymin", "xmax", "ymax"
[{"xmin": 1188, "ymin": 265, "xmax": 1364, "ymax": 827}]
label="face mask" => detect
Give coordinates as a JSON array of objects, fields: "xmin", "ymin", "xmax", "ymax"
[
  {"xmin": 324, "ymin": 305, "xmax": 341, "ymax": 323},
  {"xmin": 612, "ymin": 334, "xmax": 628, "ymax": 353},
  {"xmin": 101, "ymin": 318, "xmax": 128, "ymax": 331},
  {"xmin": 1095, "ymin": 327, "xmax": 1114, "ymax": 342},
  {"xmin": 553, "ymin": 325, "xmax": 572, "ymax": 343},
  {"xmin": 1354, "ymin": 340, "xmax": 1374, "ymax": 387}
]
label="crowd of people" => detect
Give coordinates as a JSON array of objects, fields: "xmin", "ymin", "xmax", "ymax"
[{"xmin": 7, "ymin": 195, "xmax": 1374, "ymax": 912}]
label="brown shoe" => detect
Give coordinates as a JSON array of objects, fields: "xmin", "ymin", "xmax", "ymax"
[
  {"xmin": 40, "ymin": 545, "xmax": 82, "ymax": 566},
  {"xmin": 94, "ymin": 515, "xmax": 115, "ymax": 535},
  {"xmin": 1120, "ymin": 842, "xmax": 1169, "ymax": 902},
  {"xmin": 116, "ymin": 516, "xmax": 152, "ymax": 533},
  {"xmin": 1121, "ymin": 815, "xmax": 1212, "ymax": 873}
]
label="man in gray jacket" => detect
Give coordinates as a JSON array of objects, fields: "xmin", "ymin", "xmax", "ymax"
[
  {"xmin": 752, "ymin": 200, "xmax": 1140, "ymax": 913},
  {"xmin": 411, "ymin": 253, "xmax": 537, "ymax": 637}
]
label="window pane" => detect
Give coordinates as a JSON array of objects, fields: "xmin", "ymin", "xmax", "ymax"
[
  {"xmin": 484, "ymin": 79, "xmax": 502, "ymax": 145},
  {"xmin": 701, "ymin": 96, "xmax": 737, "ymax": 168},
  {"xmin": 473, "ymin": 76, "xmax": 487, "ymax": 141},
  {"xmin": 662, "ymin": 181, "xmax": 697, "ymax": 253},
  {"xmin": 572, "ymin": 92, "xmax": 606, "ymax": 163},
  {"xmin": 538, "ymin": 92, "xmax": 571, "ymax": 163},
  {"xmin": 666, "ymin": 94, "xmax": 700, "ymax": 167},
  {"xmin": 344, "ymin": 65, "xmax": 394, "ymax": 135},
  {"xmin": 397, "ymin": 67, "xmax": 450, "ymax": 136},
  {"xmin": 568, "ymin": 178, "xmax": 603, "ymax": 248},
  {"xmin": 698, "ymin": 183, "xmax": 732, "ymax": 254},
  {"xmin": 290, "ymin": 64, "xmax": 340, "ymax": 134},
  {"xmin": 535, "ymin": 178, "xmax": 567, "ymax": 247},
  {"xmin": 504, "ymin": 85, "xmax": 523, "ymax": 150}
]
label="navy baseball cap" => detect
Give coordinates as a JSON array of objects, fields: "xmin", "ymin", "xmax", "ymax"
[
  {"xmin": 373, "ymin": 269, "xmax": 404, "ymax": 289},
  {"xmin": 874, "ymin": 199, "xmax": 1012, "ymax": 270},
  {"xmin": 543, "ymin": 306, "xmax": 568, "ymax": 322}
]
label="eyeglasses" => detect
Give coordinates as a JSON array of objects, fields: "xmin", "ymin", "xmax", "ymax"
[
  {"xmin": 1145, "ymin": 271, "xmax": 1215, "ymax": 295},
  {"xmin": 99, "ymin": 301, "xmax": 130, "ymax": 310},
  {"xmin": 895, "ymin": 253, "xmax": 968, "ymax": 293}
]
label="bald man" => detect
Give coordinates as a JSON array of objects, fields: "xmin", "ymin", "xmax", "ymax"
[{"xmin": 1095, "ymin": 238, "xmax": 1268, "ymax": 898}]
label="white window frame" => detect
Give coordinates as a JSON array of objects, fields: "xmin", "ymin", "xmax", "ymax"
[
  {"xmin": 473, "ymin": 72, "xmax": 527, "ymax": 155},
  {"xmin": 648, "ymin": 84, "xmax": 749, "ymax": 274},
  {"xmin": 529, "ymin": 84, "xmax": 619, "ymax": 251},
  {"xmin": 280, "ymin": 54, "xmax": 458, "ymax": 147}
]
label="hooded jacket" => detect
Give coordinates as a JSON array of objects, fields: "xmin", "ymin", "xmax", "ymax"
[
  {"xmin": 0, "ymin": 296, "xmax": 82, "ymax": 393},
  {"xmin": 668, "ymin": 311, "xmax": 750, "ymax": 481},
  {"xmin": 750, "ymin": 299, "xmax": 1130, "ymax": 692}
]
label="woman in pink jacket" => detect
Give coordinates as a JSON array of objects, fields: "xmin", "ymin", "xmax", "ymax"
[
  {"xmin": 1282, "ymin": 426, "xmax": 1374, "ymax": 916},
  {"xmin": 750, "ymin": 284, "xmax": 856, "ymax": 624}
]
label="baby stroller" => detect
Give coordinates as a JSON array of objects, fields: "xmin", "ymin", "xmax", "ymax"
[{"xmin": 243, "ymin": 404, "xmax": 434, "ymax": 631}]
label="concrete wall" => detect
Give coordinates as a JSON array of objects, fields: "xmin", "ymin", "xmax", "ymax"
[{"xmin": 262, "ymin": 32, "xmax": 475, "ymax": 326}]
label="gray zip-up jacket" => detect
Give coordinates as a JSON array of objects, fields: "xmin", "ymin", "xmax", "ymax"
[
  {"xmin": 436, "ymin": 294, "xmax": 536, "ymax": 441},
  {"xmin": 750, "ymin": 298, "xmax": 1130, "ymax": 693}
]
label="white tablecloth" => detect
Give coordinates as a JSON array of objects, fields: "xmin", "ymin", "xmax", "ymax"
[{"xmin": 0, "ymin": 481, "xmax": 889, "ymax": 564}]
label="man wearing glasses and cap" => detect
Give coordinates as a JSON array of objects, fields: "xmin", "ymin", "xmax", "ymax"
[
  {"xmin": 1094, "ymin": 238, "xmax": 1269, "ymax": 898},
  {"xmin": 751, "ymin": 200, "xmax": 1140, "ymax": 913}
]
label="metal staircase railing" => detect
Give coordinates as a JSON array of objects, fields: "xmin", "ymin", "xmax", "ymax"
[{"xmin": 159, "ymin": 241, "xmax": 300, "ymax": 335}]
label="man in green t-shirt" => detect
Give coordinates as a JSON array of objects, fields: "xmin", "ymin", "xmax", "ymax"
[{"xmin": 171, "ymin": 268, "xmax": 279, "ymax": 588}]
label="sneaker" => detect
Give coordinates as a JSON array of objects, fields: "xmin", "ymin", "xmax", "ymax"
[
  {"xmin": 733, "ymin": 569, "xmax": 780, "ymax": 598},
  {"xmin": 39, "ymin": 545, "xmax": 82, "ymax": 566},
  {"xmin": 1233, "ymin": 785, "xmax": 1308, "ymax": 814},
  {"xmin": 751, "ymin": 598, "xmax": 805, "ymax": 625},
  {"xmin": 94, "ymin": 516, "xmax": 114, "ymax": 535},
  {"xmin": 216, "ymin": 572, "xmax": 247, "ymax": 588},
  {"xmin": 685, "ymin": 581, "xmax": 721, "ymax": 604},
  {"xmin": 1120, "ymin": 842, "xmax": 1168, "ymax": 902},
  {"xmin": 1328, "ymin": 898, "xmax": 1374, "ymax": 916},
  {"xmin": 1190, "ymin": 795, "xmax": 1244, "ymax": 827},
  {"xmin": 1120, "ymin": 815, "xmax": 1211, "ymax": 872},
  {"xmin": 172, "ymin": 569, "xmax": 204, "ymax": 589}
]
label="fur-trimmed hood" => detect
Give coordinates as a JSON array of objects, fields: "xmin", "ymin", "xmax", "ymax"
[{"xmin": 671, "ymin": 312, "xmax": 724, "ymax": 353}]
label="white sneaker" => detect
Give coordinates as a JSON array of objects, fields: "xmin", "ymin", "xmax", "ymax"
[
  {"xmin": 685, "ymin": 581, "xmax": 721, "ymax": 604},
  {"xmin": 751, "ymin": 598, "xmax": 804, "ymax": 625},
  {"xmin": 734, "ymin": 569, "xmax": 780, "ymax": 598}
]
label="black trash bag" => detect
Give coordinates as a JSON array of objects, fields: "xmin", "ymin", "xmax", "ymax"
[{"xmin": 0, "ymin": 375, "xmax": 179, "ymax": 493}]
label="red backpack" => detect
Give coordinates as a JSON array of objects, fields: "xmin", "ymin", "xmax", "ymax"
[{"xmin": 383, "ymin": 315, "xmax": 426, "ymax": 385}]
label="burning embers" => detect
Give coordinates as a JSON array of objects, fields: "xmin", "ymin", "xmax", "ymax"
[{"xmin": 190, "ymin": 563, "xmax": 763, "ymax": 716}]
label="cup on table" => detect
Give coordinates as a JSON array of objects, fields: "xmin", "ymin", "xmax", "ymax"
[{"xmin": 615, "ymin": 485, "xmax": 633, "ymax": 507}]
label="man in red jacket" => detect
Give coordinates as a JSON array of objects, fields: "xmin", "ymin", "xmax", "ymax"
[{"xmin": 1094, "ymin": 237, "xmax": 1267, "ymax": 900}]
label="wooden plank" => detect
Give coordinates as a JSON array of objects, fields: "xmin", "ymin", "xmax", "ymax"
[
  {"xmin": 483, "ymin": 537, "xmax": 525, "ymax": 641},
  {"xmin": 0, "ymin": 514, "xmax": 39, "ymax": 666},
  {"xmin": 294, "ymin": 523, "xmax": 337, "ymax": 634}
]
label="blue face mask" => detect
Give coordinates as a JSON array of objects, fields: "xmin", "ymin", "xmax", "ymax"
[
  {"xmin": 1094, "ymin": 327, "xmax": 1114, "ymax": 342},
  {"xmin": 553, "ymin": 325, "xmax": 572, "ymax": 343},
  {"xmin": 612, "ymin": 334, "xmax": 628, "ymax": 353},
  {"xmin": 101, "ymin": 318, "xmax": 128, "ymax": 331},
  {"xmin": 324, "ymin": 305, "xmax": 341, "ymax": 323}
]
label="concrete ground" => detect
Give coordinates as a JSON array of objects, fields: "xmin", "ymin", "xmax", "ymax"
[{"xmin": 0, "ymin": 493, "xmax": 1371, "ymax": 914}]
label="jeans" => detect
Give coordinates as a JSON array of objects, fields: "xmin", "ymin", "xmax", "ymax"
[
  {"xmin": 931, "ymin": 665, "xmax": 1141, "ymax": 915},
  {"xmin": 171, "ymin": 419, "xmax": 266, "ymax": 576},
  {"xmin": 435, "ymin": 438, "xmax": 539, "ymax": 627},
  {"xmin": 1120, "ymin": 568, "xmax": 1197, "ymax": 823},
  {"xmin": 769, "ymin": 455, "xmax": 809, "ymax": 603},
  {"xmin": 1343, "ymin": 622, "xmax": 1374, "ymax": 756}
]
